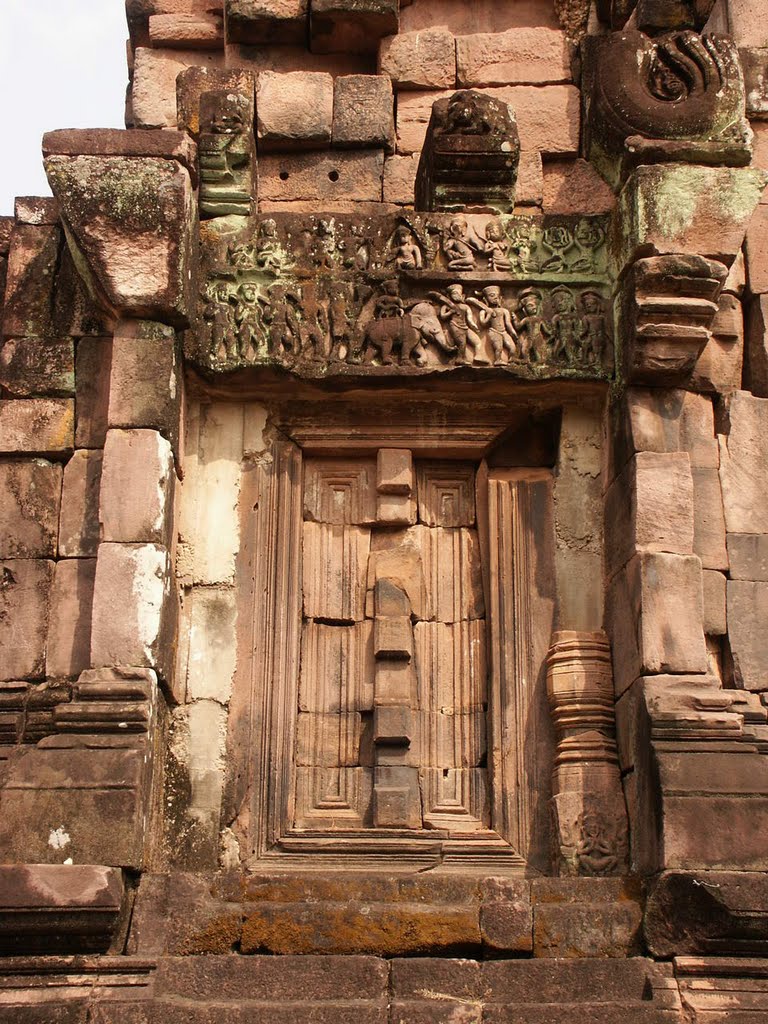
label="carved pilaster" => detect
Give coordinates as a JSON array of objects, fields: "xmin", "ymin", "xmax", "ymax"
[{"xmin": 546, "ymin": 630, "xmax": 629, "ymax": 876}]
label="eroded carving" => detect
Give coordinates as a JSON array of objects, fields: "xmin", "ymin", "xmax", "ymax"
[
  {"xmin": 198, "ymin": 89, "xmax": 255, "ymax": 219},
  {"xmin": 415, "ymin": 90, "xmax": 521, "ymax": 213},
  {"xmin": 585, "ymin": 28, "xmax": 751, "ymax": 183}
]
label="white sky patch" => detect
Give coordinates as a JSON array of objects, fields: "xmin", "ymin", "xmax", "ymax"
[{"xmin": 0, "ymin": 1, "xmax": 128, "ymax": 214}]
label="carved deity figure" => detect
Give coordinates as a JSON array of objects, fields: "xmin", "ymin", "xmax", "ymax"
[
  {"xmin": 198, "ymin": 90, "xmax": 253, "ymax": 219},
  {"xmin": 513, "ymin": 288, "xmax": 550, "ymax": 362},
  {"xmin": 254, "ymin": 218, "xmax": 290, "ymax": 274},
  {"xmin": 264, "ymin": 284, "xmax": 301, "ymax": 360},
  {"xmin": 434, "ymin": 284, "xmax": 484, "ymax": 364},
  {"xmin": 328, "ymin": 282, "xmax": 354, "ymax": 362},
  {"xmin": 483, "ymin": 220, "xmax": 512, "ymax": 272},
  {"xmin": 550, "ymin": 287, "xmax": 585, "ymax": 364},
  {"xmin": 300, "ymin": 285, "xmax": 330, "ymax": 360},
  {"xmin": 442, "ymin": 217, "xmax": 478, "ymax": 271},
  {"xmin": 576, "ymin": 809, "xmax": 619, "ymax": 877},
  {"xmin": 469, "ymin": 286, "xmax": 517, "ymax": 364},
  {"xmin": 390, "ymin": 225, "xmax": 423, "ymax": 270},
  {"xmin": 507, "ymin": 223, "xmax": 539, "ymax": 274},
  {"xmin": 541, "ymin": 225, "xmax": 575, "ymax": 273},
  {"xmin": 581, "ymin": 291, "xmax": 607, "ymax": 365}
]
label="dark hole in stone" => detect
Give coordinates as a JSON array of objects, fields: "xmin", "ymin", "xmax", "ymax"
[
  {"xmin": 279, "ymin": 171, "xmax": 289, "ymax": 181},
  {"xmin": 328, "ymin": 169, "xmax": 340, "ymax": 182}
]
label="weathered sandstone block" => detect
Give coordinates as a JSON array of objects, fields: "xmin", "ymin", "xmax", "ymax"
[
  {"xmin": 332, "ymin": 75, "xmax": 394, "ymax": 151},
  {"xmin": 0, "ymin": 559, "xmax": 54, "ymax": 680},
  {"xmin": 59, "ymin": 450, "xmax": 103, "ymax": 558},
  {"xmin": 1, "ymin": 223, "xmax": 61, "ymax": 338},
  {"xmin": 604, "ymin": 452, "xmax": 694, "ymax": 577},
  {"xmin": 531, "ymin": 878, "xmax": 643, "ymax": 958},
  {"xmin": 541, "ymin": 158, "xmax": 615, "ymax": 215},
  {"xmin": 606, "ymin": 552, "xmax": 707, "ymax": 696},
  {"xmin": 46, "ymin": 558, "xmax": 97, "ymax": 679},
  {"xmin": 702, "ymin": 569, "xmax": 727, "ymax": 636},
  {"xmin": 185, "ymin": 587, "xmax": 237, "ymax": 702},
  {"xmin": 148, "ymin": 12, "xmax": 223, "ymax": 48},
  {"xmin": 310, "ymin": 0, "xmax": 399, "ymax": 55},
  {"xmin": 13, "ymin": 196, "xmax": 59, "ymax": 225},
  {"xmin": 617, "ymin": 165, "xmax": 767, "ymax": 267},
  {"xmin": 91, "ymin": 543, "xmax": 173, "ymax": 675},
  {"xmin": 0, "ymin": 460, "xmax": 62, "ymax": 559},
  {"xmin": 692, "ymin": 292, "xmax": 744, "ymax": 394},
  {"xmin": 718, "ymin": 391, "xmax": 768, "ymax": 534},
  {"xmin": 43, "ymin": 128, "xmax": 197, "ymax": 179},
  {"xmin": 46, "ymin": 156, "xmax": 196, "ymax": 326},
  {"xmin": 727, "ymin": 579, "xmax": 768, "ymax": 690},
  {"xmin": 256, "ymin": 71, "xmax": 334, "ymax": 149},
  {"xmin": 258, "ymin": 150, "xmax": 384, "ymax": 204},
  {"xmin": 100, "ymin": 429, "xmax": 175, "ymax": 545},
  {"xmin": 745, "ymin": 293, "xmax": 768, "ymax": 397},
  {"xmin": 225, "ymin": 0, "xmax": 308, "ymax": 45},
  {"xmin": 745, "ymin": 204, "xmax": 768, "ymax": 293},
  {"xmin": 0, "ymin": 399, "xmax": 74, "ymax": 456},
  {"xmin": 383, "ymin": 154, "xmax": 418, "ymax": 204},
  {"xmin": 108, "ymin": 320, "xmax": 182, "ymax": 461},
  {"xmin": 0, "ymin": 338, "xmax": 74, "ymax": 397},
  {"xmin": 131, "ymin": 46, "xmax": 222, "ymax": 128},
  {"xmin": 727, "ymin": 533, "xmax": 768, "ymax": 580},
  {"xmin": 74, "ymin": 338, "xmax": 112, "ymax": 449},
  {"xmin": 691, "ymin": 465, "xmax": 728, "ymax": 570},
  {"xmin": 379, "ymin": 27, "xmax": 456, "ymax": 89},
  {"xmin": 457, "ymin": 28, "xmax": 572, "ymax": 87}
]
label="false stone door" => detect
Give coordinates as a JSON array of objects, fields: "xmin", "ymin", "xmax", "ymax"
[{"xmin": 295, "ymin": 453, "xmax": 490, "ymax": 834}]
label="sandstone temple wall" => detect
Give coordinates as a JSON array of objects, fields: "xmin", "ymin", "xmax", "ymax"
[{"xmin": 1, "ymin": 0, "xmax": 768, "ymax": 1020}]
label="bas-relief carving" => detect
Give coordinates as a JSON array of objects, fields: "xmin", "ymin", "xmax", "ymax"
[
  {"xmin": 193, "ymin": 213, "xmax": 613, "ymax": 378},
  {"xmin": 584, "ymin": 26, "xmax": 751, "ymax": 182},
  {"xmin": 198, "ymin": 89, "xmax": 254, "ymax": 220}
]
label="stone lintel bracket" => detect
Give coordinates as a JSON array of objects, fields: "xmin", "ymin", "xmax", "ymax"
[
  {"xmin": 43, "ymin": 130, "xmax": 198, "ymax": 329},
  {"xmin": 620, "ymin": 253, "xmax": 727, "ymax": 385},
  {"xmin": 0, "ymin": 864, "xmax": 125, "ymax": 955},
  {"xmin": 583, "ymin": 28, "xmax": 751, "ymax": 189}
]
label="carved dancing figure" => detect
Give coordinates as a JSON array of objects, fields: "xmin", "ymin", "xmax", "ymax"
[
  {"xmin": 581, "ymin": 290, "xmax": 607, "ymax": 365},
  {"xmin": 483, "ymin": 220, "xmax": 512, "ymax": 272},
  {"xmin": 513, "ymin": 288, "xmax": 550, "ymax": 362},
  {"xmin": 433, "ymin": 284, "xmax": 484, "ymax": 364},
  {"xmin": 541, "ymin": 224, "xmax": 575, "ymax": 273},
  {"xmin": 203, "ymin": 281, "xmax": 238, "ymax": 361},
  {"xmin": 550, "ymin": 286, "xmax": 586, "ymax": 365},
  {"xmin": 468, "ymin": 286, "xmax": 517, "ymax": 364},
  {"xmin": 328, "ymin": 282, "xmax": 354, "ymax": 362},
  {"xmin": 263, "ymin": 284, "xmax": 301, "ymax": 360},
  {"xmin": 390, "ymin": 225, "xmax": 423, "ymax": 270},
  {"xmin": 442, "ymin": 217, "xmax": 478, "ymax": 271},
  {"xmin": 300, "ymin": 285, "xmax": 330, "ymax": 360}
]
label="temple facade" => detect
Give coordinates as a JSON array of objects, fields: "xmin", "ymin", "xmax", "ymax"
[{"xmin": 1, "ymin": 0, "xmax": 768, "ymax": 1019}]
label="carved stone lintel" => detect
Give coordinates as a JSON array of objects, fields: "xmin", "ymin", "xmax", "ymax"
[
  {"xmin": 546, "ymin": 630, "xmax": 629, "ymax": 876},
  {"xmin": 415, "ymin": 91, "xmax": 520, "ymax": 214}
]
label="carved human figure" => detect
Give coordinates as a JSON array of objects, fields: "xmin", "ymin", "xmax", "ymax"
[
  {"xmin": 234, "ymin": 282, "xmax": 266, "ymax": 361},
  {"xmin": 434, "ymin": 284, "xmax": 484, "ymax": 364},
  {"xmin": 264, "ymin": 284, "xmax": 301, "ymax": 359},
  {"xmin": 301, "ymin": 285, "xmax": 330, "ymax": 360},
  {"xmin": 328, "ymin": 282, "xmax": 353, "ymax": 362},
  {"xmin": 373, "ymin": 278, "xmax": 406, "ymax": 320},
  {"xmin": 442, "ymin": 217, "xmax": 478, "ymax": 271},
  {"xmin": 469, "ymin": 286, "xmax": 517, "ymax": 364},
  {"xmin": 390, "ymin": 225, "xmax": 423, "ymax": 270},
  {"xmin": 198, "ymin": 90, "xmax": 253, "ymax": 219},
  {"xmin": 507, "ymin": 223, "xmax": 539, "ymax": 274},
  {"xmin": 203, "ymin": 281, "xmax": 237, "ymax": 361},
  {"xmin": 314, "ymin": 219, "xmax": 337, "ymax": 270},
  {"xmin": 483, "ymin": 220, "xmax": 512, "ymax": 272},
  {"xmin": 550, "ymin": 286, "xmax": 585, "ymax": 364},
  {"xmin": 581, "ymin": 290, "xmax": 607, "ymax": 365},
  {"xmin": 513, "ymin": 288, "xmax": 551, "ymax": 362},
  {"xmin": 541, "ymin": 225, "xmax": 574, "ymax": 273}
]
